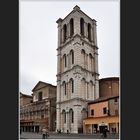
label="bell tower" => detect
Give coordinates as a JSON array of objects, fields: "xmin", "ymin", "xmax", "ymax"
[{"xmin": 56, "ymin": 5, "xmax": 99, "ymax": 133}]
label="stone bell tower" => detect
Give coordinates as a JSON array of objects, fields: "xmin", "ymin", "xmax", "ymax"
[{"xmin": 56, "ymin": 5, "xmax": 99, "ymax": 133}]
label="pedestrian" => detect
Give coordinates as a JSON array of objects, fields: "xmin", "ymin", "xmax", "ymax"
[
  {"xmin": 42, "ymin": 127, "xmax": 47, "ymax": 139},
  {"xmin": 46, "ymin": 128, "xmax": 49, "ymax": 139},
  {"xmin": 103, "ymin": 127, "xmax": 107, "ymax": 138}
]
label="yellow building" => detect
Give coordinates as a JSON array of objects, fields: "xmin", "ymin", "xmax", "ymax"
[{"xmin": 83, "ymin": 95, "xmax": 119, "ymax": 134}]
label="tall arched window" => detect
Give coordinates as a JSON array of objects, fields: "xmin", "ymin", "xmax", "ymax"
[
  {"xmin": 63, "ymin": 81, "xmax": 66, "ymax": 95},
  {"xmin": 81, "ymin": 49, "xmax": 86, "ymax": 68},
  {"xmin": 63, "ymin": 24, "xmax": 67, "ymax": 42},
  {"xmin": 70, "ymin": 18, "xmax": 74, "ymax": 37},
  {"xmin": 81, "ymin": 108, "xmax": 87, "ymax": 120},
  {"xmin": 80, "ymin": 18, "xmax": 84, "ymax": 36},
  {"xmin": 63, "ymin": 54, "xmax": 67, "ymax": 67},
  {"xmin": 88, "ymin": 80, "xmax": 93, "ymax": 99},
  {"xmin": 70, "ymin": 78, "xmax": 74, "ymax": 93},
  {"xmin": 88, "ymin": 23, "xmax": 91, "ymax": 41},
  {"xmin": 89, "ymin": 53, "xmax": 92, "ymax": 71},
  {"xmin": 81, "ymin": 78, "xmax": 86, "ymax": 99},
  {"xmin": 62, "ymin": 110, "xmax": 66, "ymax": 123},
  {"xmin": 70, "ymin": 50, "xmax": 74, "ymax": 65},
  {"xmin": 69, "ymin": 109, "xmax": 74, "ymax": 123}
]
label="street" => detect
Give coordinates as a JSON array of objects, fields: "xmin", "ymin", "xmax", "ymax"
[{"xmin": 20, "ymin": 132, "xmax": 119, "ymax": 139}]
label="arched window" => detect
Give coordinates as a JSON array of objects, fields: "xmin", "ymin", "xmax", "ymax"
[
  {"xmin": 80, "ymin": 18, "xmax": 84, "ymax": 36},
  {"xmin": 69, "ymin": 109, "xmax": 74, "ymax": 123},
  {"xmin": 70, "ymin": 78, "xmax": 74, "ymax": 93},
  {"xmin": 89, "ymin": 53, "xmax": 92, "ymax": 71},
  {"xmin": 88, "ymin": 80, "xmax": 93, "ymax": 99},
  {"xmin": 62, "ymin": 110, "xmax": 66, "ymax": 123},
  {"xmin": 70, "ymin": 18, "xmax": 74, "ymax": 37},
  {"xmin": 81, "ymin": 49, "xmax": 86, "ymax": 68},
  {"xmin": 81, "ymin": 78, "xmax": 86, "ymax": 99},
  {"xmin": 63, "ymin": 24, "xmax": 67, "ymax": 42},
  {"xmin": 81, "ymin": 108, "xmax": 87, "ymax": 120},
  {"xmin": 63, "ymin": 81, "xmax": 66, "ymax": 95},
  {"xmin": 63, "ymin": 54, "xmax": 67, "ymax": 67},
  {"xmin": 88, "ymin": 23, "xmax": 91, "ymax": 41},
  {"xmin": 70, "ymin": 50, "xmax": 74, "ymax": 64}
]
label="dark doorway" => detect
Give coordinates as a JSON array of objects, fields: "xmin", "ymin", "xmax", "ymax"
[
  {"xmin": 93, "ymin": 124, "xmax": 98, "ymax": 133},
  {"xmin": 99, "ymin": 125, "xmax": 107, "ymax": 133}
]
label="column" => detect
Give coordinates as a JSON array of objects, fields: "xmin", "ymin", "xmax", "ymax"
[
  {"xmin": 57, "ymin": 81, "xmax": 61, "ymax": 102},
  {"xmin": 91, "ymin": 26, "xmax": 94, "ymax": 43},
  {"xmin": 57, "ymin": 49, "xmax": 61, "ymax": 74},
  {"xmin": 73, "ymin": 16, "xmax": 80, "ymax": 36},
  {"xmin": 95, "ymin": 80, "xmax": 99, "ymax": 99},
  {"xmin": 94, "ymin": 50, "xmax": 99, "ymax": 74},
  {"xmin": 67, "ymin": 23, "xmax": 70, "ymax": 39},
  {"xmin": 85, "ymin": 82, "xmax": 88, "ymax": 99},
  {"xmin": 116, "ymin": 122, "xmax": 119, "ymax": 133},
  {"xmin": 73, "ymin": 107, "xmax": 78, "ymax": 133},
  {"xmin": 56, "ymin": 104, "xmax": 61, "ymax": 132},
  {"xmin": 93, "ymin": 21, "xmax": 97, "ymax": 46}
]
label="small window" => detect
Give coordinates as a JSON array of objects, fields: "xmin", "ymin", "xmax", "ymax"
[
  {"xmin": 80, "ymin": 18, "xmax": 84, "ymax": 36},
  {"xmin": 103, "ymin": 107, "xmax": 107, "ymax": 114},
  {"xmin": 70, "ymin": 18, "xmax": 74, "ymax": 37},
  {"xmin": 63, "ymin": 24, "xmax": 67, "ymax": 42},
  {"xmin": 91, "ymin": 109, "xmax": 94, "ymax": 116},
  {"xmin": 38, "ymin": 92, "xmax": 42, "ymax": 101},
  {"xmin": 88, "ymin": 23, "xmax": 91, "ymax": 41}
]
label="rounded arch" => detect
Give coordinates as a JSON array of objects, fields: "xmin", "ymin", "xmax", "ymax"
[
  {"xmin": 80, "ymin": 18, "xmax": 84, "ymax": 36},
  {"xmin": 89, "ymin": 53, "xmax": 93, "ymax": 58},
  {"xmin": 88, "ymin": 23, "xmax": 91, "ymax": 41},
  {"xmin": 89, "ymin": 53, "xmax": 93, "ymax": 71},
  {"xmin": 89, "ymin": 80, "xmax": 93, "ymax": 84},
  {"xmin": 81, "ymin": 49, "xmax": 85, "ymax": 54},
  {"xmin": 81, "ymin": 108, "xmax": 87, "ymax": 120},
  {"xmin": 70, "ymin": 18, "xmax": 74, "ymax": 37}
]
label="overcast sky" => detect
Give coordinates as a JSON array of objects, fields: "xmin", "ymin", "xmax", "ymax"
[{"xmin": 19, "ymin": 0, "xmax": 120, "ymax": 95}]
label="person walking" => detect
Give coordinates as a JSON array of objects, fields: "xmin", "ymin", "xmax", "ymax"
[
  {"xmin": 42, "ymin": 127, "xmax": 47, "ymax": 139},
  {"xmin": 45, "ymin": 128, "xmax": 49, "ymax": 139},
  {"xmin": 103, "ymin": 127, "xmax": 107, "ymax": 138}
]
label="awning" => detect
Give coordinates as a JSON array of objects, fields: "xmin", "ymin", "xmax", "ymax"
[{"xmin": 83, "ymin": 116, "xmax": 119, "ymax": 125}]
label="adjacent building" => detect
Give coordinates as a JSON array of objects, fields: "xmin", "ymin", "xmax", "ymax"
[
  {"xmin": 56, "ymin": 5, "xmax": 99, "ymax": 133},
  {"xmin": 83, "ymin": 77, "xmax": 119, "ymax": 134},
  {"xmin": 20, "ymin": 81, "xmax": 56, "ymax": 132},
  {"xmin": 99, "ymin": 77, "xmax": 119, "ymax": 97}
]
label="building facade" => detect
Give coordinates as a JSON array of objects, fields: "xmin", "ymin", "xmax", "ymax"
[
  {"xmin": 56, "ymin": 5, "xmax": 99, "ymax": 133},
  {"xmin": 83, "ymin": 77, "xmax": 120, "ymax": 134},
  {"xmin": 20, "ymin": 81, "xmax": 56, "ymax": 132},
  {"xmin": 83, "ymin": 95, "xmax": 119, "ymax": 134}
]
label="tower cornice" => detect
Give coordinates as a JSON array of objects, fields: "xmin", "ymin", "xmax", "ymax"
[
  {"xmin": 56, "ymin": 65, "xmax": 99, "ymax": 77},
  {"xmin": 57, "ymin": 34, "xmax": 98, "ymax": 50}
]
